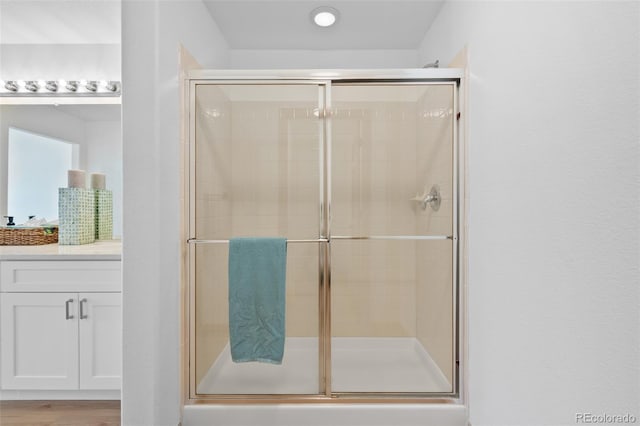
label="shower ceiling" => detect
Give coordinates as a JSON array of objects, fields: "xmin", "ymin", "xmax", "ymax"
[{"xmin": 202, "ymin": 0, "xmax": 445, "ymax": 49}]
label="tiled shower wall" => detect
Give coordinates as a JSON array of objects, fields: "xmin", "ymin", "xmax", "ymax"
[
  {"xmin": 229, "ymin": 101, "xmax": 319, "ymax": 339},
  {"xmin": 331, "ymin": 102, "xmax": 418, "ymax": 337},
  {"xmin": 415, "ymin": 86, "xmax": 454, "ymax": 385},
  {"xmin": 194, "ymin": 88, "xmax": 321, "ymax": 384},
  {"xmin": 194, "ymin": 85, "xmax": 232, "ymax": 385}
]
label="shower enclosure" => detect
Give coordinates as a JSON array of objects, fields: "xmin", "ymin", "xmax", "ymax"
[{"xmin": 184, "ymin": 69, "xmax": 464, "ymax": 402}]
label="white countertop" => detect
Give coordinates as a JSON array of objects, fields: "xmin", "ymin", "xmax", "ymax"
[{"xmin": 0, "ymin": 240, "xmax": 122, "ymax": 260}]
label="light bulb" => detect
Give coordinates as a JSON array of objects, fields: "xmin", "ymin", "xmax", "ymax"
[{"xmin": 311, "ymin": 7, "xmax": 338, "ymax": 27}]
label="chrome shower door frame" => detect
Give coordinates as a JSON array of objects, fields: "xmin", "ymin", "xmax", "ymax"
[{"xmin": 184, "ymin": 69, "xmax": 465, "ymax": 405}]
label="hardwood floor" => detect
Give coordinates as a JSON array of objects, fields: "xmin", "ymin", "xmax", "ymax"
[{"xmin": 0, "ymin": 400, "xmax": 120, "ymax": 426}]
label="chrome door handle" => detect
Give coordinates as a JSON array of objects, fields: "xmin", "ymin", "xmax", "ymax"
[
  {"xmin": 80, "ymin": 298, "xmax": 88, "ymax": 319},
  {"xmin": 65, "ymin": 299, "xmax": 74, "ymax": 320}
]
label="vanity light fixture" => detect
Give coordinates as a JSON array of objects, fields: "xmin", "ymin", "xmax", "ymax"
[
  {"xmin": 24, "ymin": 81, "xmax": 40, "ymax": 92},
  {"xmin": 0, "ymin": 79, "xmax": 121, "ymax": 97},
  {"xmin": 3, "ymin": 81, "xmax": 18, "ymax": 92},
  {"xmin": 311, "ymin": 6, "xmax": 338, "ymax": 27},
  {"xmin": 104, "ymin": 81, "xmax": 119, "ymax": 92},
  {"xmin": 85, "ymin": 81, "xmax": 98, "ymax": 92},
  {"xmin": 65, "ymin": 80, "xmax": 79, "ymax": 92},
  {"xmin": 45, "ymin": 81, "xmax": 59, "ymax": 92}
]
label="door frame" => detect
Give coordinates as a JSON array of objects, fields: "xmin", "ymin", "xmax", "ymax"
[{"xmin": 182, "ymin": 69, "xmax": 465, "ymax": 405}]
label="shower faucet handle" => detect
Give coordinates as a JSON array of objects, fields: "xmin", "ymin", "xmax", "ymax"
[{"xmin": 411, "ymin": 185, "xmax": 441, "ymax": 211}]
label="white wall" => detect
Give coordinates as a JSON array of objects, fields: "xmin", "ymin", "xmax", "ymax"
[
  {"xmin": 230, "ymin": 49, "xmax": 420, "ymax": 69},
  {"xmin": 419, "ymin": 2, "xmax": 639, "ymax": 425},
  {"xmin": 0, "ymin": 0, "xmax": 121, "ymax": 80},
  {"xmin": 121, "ymin": 0, "xmax": 229, "ymax": 424},
  {"xmin": 0, "ymin": 44, "xmax": 120, "ymax": 80}
]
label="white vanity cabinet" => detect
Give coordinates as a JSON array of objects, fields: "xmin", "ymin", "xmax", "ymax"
[
  {"xmin": 0, "ymin": 259, "xmax": 121, "ymax": 394},
  {"xmin": 78, "ymin": 292, "xmax": 121, "ymax": 390},
  {"xmin": 1, "ymin": 292, "xmax": 80, "ymax": 390}
]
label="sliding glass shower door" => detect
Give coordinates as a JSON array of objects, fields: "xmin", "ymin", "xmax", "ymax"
[
  {"xmin": 190, "ymin": 83, "xmax": 327, "ymax": 395},
  {"xmin": 330, "ymin": 84, "xmax": 456, "ymax": 394},
  {"xmin": 187, "ymin": 76, "xmax": 460, "ymax": 400}
]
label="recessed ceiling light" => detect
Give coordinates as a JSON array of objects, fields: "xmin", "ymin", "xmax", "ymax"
[{"xmin": 311, "ymin": 6, "xmax": 338, "ymax": 27}]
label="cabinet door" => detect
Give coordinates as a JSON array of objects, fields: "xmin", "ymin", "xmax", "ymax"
[
  {"xmin": 0, "ymin": 293, "xmax": 79, "ymax": 390},
  {"xmin": 78, "ymin": 292, "xmax": 121, "ymax": 390}
]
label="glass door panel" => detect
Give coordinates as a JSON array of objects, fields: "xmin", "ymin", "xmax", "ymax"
[
  {"xmin": 193, "ymin": 84, "xmax": 322, "ymax": 240},
  {"xmin": 331, "ymin": 84, "xmax": 454, "ymax": 237},
  {"xmin": 192, "ymin": 83, "xmax": 324, "ymax": 395},
  {"xmin": 330, "ymin": 239, "xmax": 453, "ymax": 393},
  {"xmin": 330, "ymin": 84, "xmax": 456, "ymax": 394},
  {"xmin": 194, "ymin": 242, "xmax": 320, "ymax": 394}
]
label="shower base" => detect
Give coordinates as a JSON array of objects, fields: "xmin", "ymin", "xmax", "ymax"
[{"xmin": 197, "ymin": 337, "xmax": 450, "ymax": 395}]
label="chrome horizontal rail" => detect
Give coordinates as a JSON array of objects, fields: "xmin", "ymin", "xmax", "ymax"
[
  {"xmin": 188, "ymin": 235, "xmax": 452, "ymax": 244},
  {"xmin": 331, "ymin": 235, "xmax": 453, "ymax": 240},
  {"xmin": 188, "ymin": 238, "xmax": 329, "ymax": 244}
]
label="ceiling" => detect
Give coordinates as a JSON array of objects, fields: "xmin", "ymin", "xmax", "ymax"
[
  {"xmin": 0, "ymin": 0, "xmax": 442, "ymax": 50},
  {"xmin": 0, "ymin": 0, "xmax": 121, "ymax": 44},
  {"xmin": 202, "ymin": 0, "xmax": 444, "ymax": 50}
]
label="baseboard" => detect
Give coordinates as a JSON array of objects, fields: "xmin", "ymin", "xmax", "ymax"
[{"xmin": 0, "ymin": 389, "xmax": 120, "ymax": 400}]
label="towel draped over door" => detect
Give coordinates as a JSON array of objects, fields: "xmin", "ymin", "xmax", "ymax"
[{"xmin": 228, "ymin": 237, "xmax": 287, "ymax": 364}]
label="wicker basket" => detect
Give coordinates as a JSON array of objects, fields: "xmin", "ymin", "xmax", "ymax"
[{"xmin": 0, "ymin": 226, "xmax": 59, "ymax": 246}]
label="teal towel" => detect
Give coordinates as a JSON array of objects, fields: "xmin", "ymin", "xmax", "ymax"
[{"xmin": 228, "ymin": 237, "xmax": 287, "ymax": 364}]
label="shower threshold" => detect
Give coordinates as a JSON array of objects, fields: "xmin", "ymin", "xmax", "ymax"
[{"xmin": 197, "ymin": 337, "xmax": 450, "ymax": 395}]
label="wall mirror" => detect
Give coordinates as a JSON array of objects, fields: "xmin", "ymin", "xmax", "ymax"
[{"xmin": 0, "ymin": 96, "xmax": 122, "ymax": 237}]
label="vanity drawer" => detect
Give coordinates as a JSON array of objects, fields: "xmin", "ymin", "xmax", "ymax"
[{"xmin": 0, "ymin": 261, "xmax": 121, "ymax": 292}]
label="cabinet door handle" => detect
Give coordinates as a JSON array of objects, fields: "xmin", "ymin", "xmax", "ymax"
[
  {"xmin": 80, "ymin": 298, "xmax": 88, "ymax": 319},
  {"xmin": 65, "ymin": 299, "xmax": 74, "ymax": 320}
]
